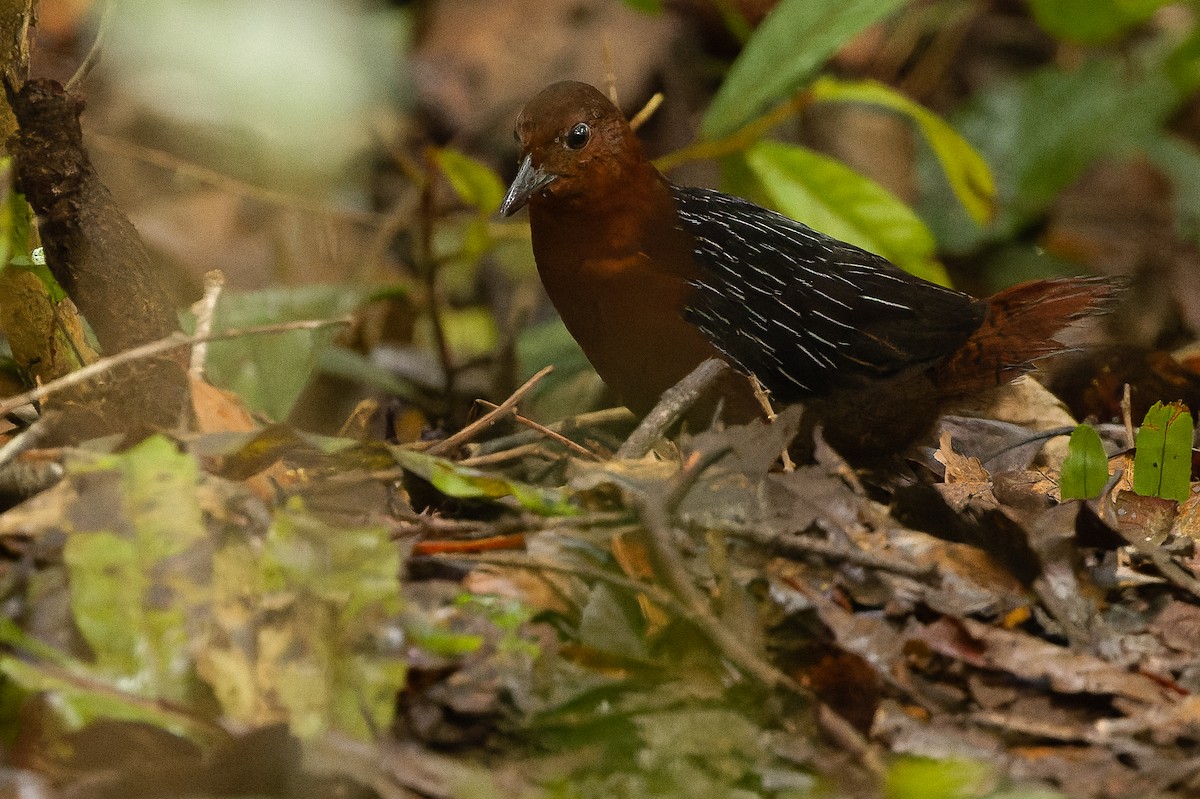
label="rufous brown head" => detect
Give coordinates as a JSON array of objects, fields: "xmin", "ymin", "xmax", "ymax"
[{"xmin": 500, "ymin": 81, "xmax": 648, "ymax": 217}]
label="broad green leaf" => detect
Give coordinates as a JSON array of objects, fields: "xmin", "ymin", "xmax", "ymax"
[
  {"xmin": 434, "ymin": 147, "xmax": 506, "ymax": 213},
  {"xmin": 1133, "ymin": 401, "xmax": 1194, "ymax": 503},
  {"xmin": 393, "ymin": 449, "xmax": 577, "ymax": 516},
  {"xmin": 198, "ymin": 498, "xmax": 404, "ymax": 740},
  {"xmin": 0, "ymin": 657, "xmax": 219, "ymax": 742},
  {"xmin": 190, "ymin": 284, "xmax": 377, "ymax": 421},
  {"xmin": 1145, "ymin": 134, "xmax": 1200, "ymax": 242},
  {"xmin": 886, "ymin": 756, "xmax": 995, "ymax": 799},
  {"xmin": 810, "ymin": 77, "xmax": 996, "ymax": 225},
  {"xmin": 1027, "ymin": 0, "xmax": 1170, "ymax": 45},
  {"xmin": 1060, "ymin": 424, "xmax": 1110, "ymax": 500},
  {"xmin": 63, "ymin": 436, "xmax": 209, "ymax": 702},
  {"xmin": 701, "ymin": 0, "xmax": 905, "ymax": 139},
  {"xmin": 317, "ymin": 345, "xmax": 423, "ymax": 399},
  {"xmin": 922, "ymin": 58, "xmax": 1182, "ymax": 253},
  {"xmin": 725, "ymin": 140, "xmax": 951, "ymax": 285}
]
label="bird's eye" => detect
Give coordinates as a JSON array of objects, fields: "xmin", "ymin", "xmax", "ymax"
[{"xmin": 564, "ymin": 122, "xmax": 590, "ymax": 150}]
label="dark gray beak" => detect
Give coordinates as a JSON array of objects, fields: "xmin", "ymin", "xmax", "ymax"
[{"xmin": 500, "ymin": 154, "xmax": 556, "ymax": 216}]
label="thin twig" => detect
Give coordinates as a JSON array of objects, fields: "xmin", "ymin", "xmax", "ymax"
[
  {"xmin": 602, "ymin": 35, "xmax": 619, "ymax": 108},
  {"xmin": 1122, "ymin": 382, "xmax": 1136, "ymax": 448},
  {"xmin": 653, "ymin": 90, "xmax": 814, "ymax": 174},
  {"xmin": 665, "ymin": 447, "xmax": 731, "ymax": 514},
  {"xmin": 628, "ymin": 92, "xmax": 664, "ymax": 132},
  {"xmin": 189, "ymin": 270, "xmax": 225, "ymax": 378},
  {"xmin": 616, "ymin": 358, "xmax": 729, "ymax": 459},
  {"xmin": 458, "ymin": 442, "xmax": 550, "ymax": 468},
  {"xmin": 0, "ymin": 317, "xmax": 351, "ymax": 418},
  {"xmin": 65, "ymin": 0, "xmax": 115, "ymax": 92},
  {"xmin": 424, "ymin": 366, "xmax": 554, "ymax": 456},
  {"xmin": 473, "ymin": 407, "xmax": 634, "ymax": 456},
  {"xmin": 750, "ymin": 373, "xmax": 794, "ymax": 472},
  {"xmin": 476, "ymin": 399, "xmax": 601, "ymax": 460}
]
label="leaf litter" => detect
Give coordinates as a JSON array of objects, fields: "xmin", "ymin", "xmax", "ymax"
[{"xmin": 2, "ymin": 373, "xmax": 1200, "ymax": 798}]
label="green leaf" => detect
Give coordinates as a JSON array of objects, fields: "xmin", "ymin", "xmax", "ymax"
[
  {"xmin": 393, "ymin": 449, "xmax": 578, "ymax": 516},
  {"xmin": 1060, "ymin": 424, "xmax": 1110, "ymax": 500},
  {"xmin": 434, "ymin": 147, "xmax": 506, "ymax": 213},
  {"xmin": 190, "ymin": 284, "xmax": 377, "ymax": 421},
  {"xmin": 620, "ymin": 0, "xmax": 662, "ymax": 13},
  {"xmin": 701, "ymin": 0, "xmax": 905, "ymax": 140},
  {"xmin": 0, "ymin": 657, "xmax": 218, "ymax": 742},
  {"xmin": 1145, "ymin": 134, "xmax": 1200, "ymax": 243},
  {"xmin": 1133, "ymin": 401, "xmax": 1195, "ymax": 503},
  {"xmin": 922, "ymin": 58, "xmax": 1182, "ymax": 253},
  {"xmin": 317, "ymin": 345, "xmax": 423, "ymax": 399},
  {"xmin": 886, "ymin": 756, "xmax": 994, "ymax": 799},
  {"xmin": 63, "ymin": 436, "xmax": 209, "ymax": 702},
  {"xmin": 578, "ymin": 583, "xmax": 649, "ymax": 661},
  {"xmin": 809, "ymin": 77, "xmax": 996, "ymax": 225},
  {"xmin": 724, "ymin": 140, "xmax": 951, "ymax": 285},
  {"xmin": 198, "ymin": 498, "xmax": 404, "ymax": 740},
  {"xmin": 1027, "ymin": 0, "xmax": 1170, "ymax": 45},
  {"xmin": 1165, "ymin": 25, "xmax": 1200, "ymax": 95}
]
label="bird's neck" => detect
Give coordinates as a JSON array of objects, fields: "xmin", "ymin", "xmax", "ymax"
[{"xmin": 529, "ymin": 163, "xmax": 693, "ymax": 280}]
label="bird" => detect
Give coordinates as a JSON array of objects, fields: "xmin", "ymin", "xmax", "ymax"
[{"xmin": 500, "ymin": 81, "xmax": 1121, "ymax": 455}]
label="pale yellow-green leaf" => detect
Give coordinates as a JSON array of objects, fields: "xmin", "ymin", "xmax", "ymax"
[{"xmin": 810, "ymin": 76, "xmax": 996, "ymax": 225}]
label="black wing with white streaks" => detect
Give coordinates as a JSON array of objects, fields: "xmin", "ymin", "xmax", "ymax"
[{"xmin": 671, "ymin": 185, "xmax": 986, "ymax": 401}]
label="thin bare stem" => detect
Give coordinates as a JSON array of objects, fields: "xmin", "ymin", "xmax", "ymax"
[
  {"xmin": 65, "ymin": 0, "xmax": 114, "ymax": 92},
  {"xmin": 653, "ymin": 91, "xmax": 813, "ymax": 174},
  {"xmin": 476, "ymin": 399, "xmax": 601, "ymax": 460},
  {"xmin": 617, "ymin": 358, "xmax": 729, "ymax": 459},
  {"xmin": 189, "ymin": 270, "xmax": 225, "ymax": 378},
  {"xmin": 424, "ymin": 366, "xmax": 554, "ymax": 456},
  {"xmin": 0, "ymin": 317, "xmax": 351, "ymax": 418},
  {"xmin": 628, "ymin": 92, "xmax": 664, "ymax": 132}
]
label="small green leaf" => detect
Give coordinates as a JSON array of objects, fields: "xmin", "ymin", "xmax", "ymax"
[
  {"xmin": 1027, "ymin": 0, "xmax": 1169, "ymax": 45},
  {"xmin": 1060, "ymin": 424, "xmax": 1110, "ymax": 500},
  {"xmin": 434, "ymin": 147, "xmax": 506, "ymax": 213},
  {"xmin": 578, "ymin": 583, "xmax": 649, "ymax": 660},
  {"xmin": 724, "ymin": 140, "xmax": 950, "ymax": 285},
  {"xmin": 1133, "ymin": 401, "xmax": 1195, "ymax": 503},
  {"xmin": 393, "ymin": 449, "xmax": 577, "ymax": 516},
  {"xmin": 701, "ymin": 0, "xmax": 905, "ymax": 140},
  {"xmin": 810, "ymin": 77, "xmax": 996, "ymax": 225}
]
